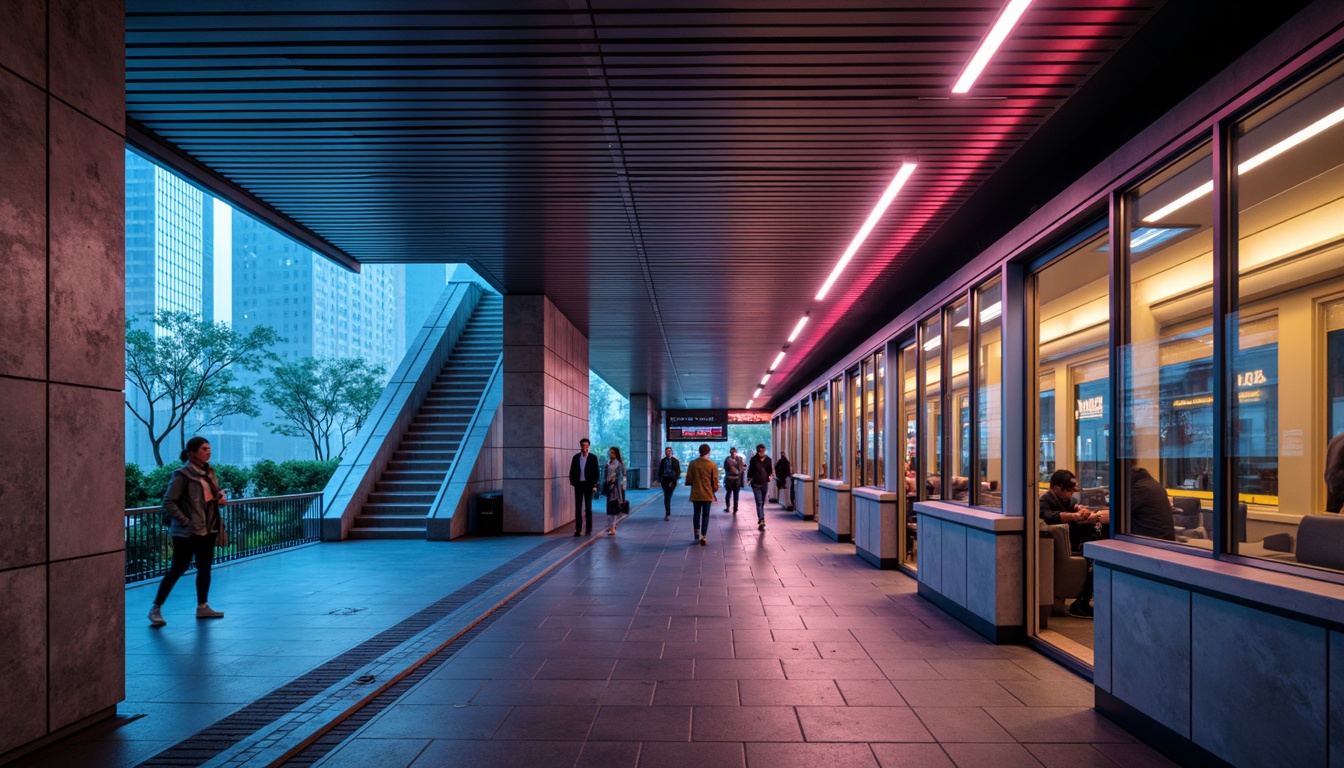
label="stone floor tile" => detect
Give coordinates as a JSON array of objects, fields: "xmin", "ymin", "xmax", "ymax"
[
  {"xmin": 771, "ymin": 629, "xmax": 859, "ymax": 643},
  {"xmin": 997, "ymin": 679, "xmax": 1094, "ymax": 708},
  {"xmin": 652, "ymin": 679, "xmax": 740, "ymax": 706},
  {"xmin": 432, "ymin": 657, "xmax": 543, "ymax": 679},
  {"xmin": 590, "ymin": 706, "xmax": 691, "ymax": 742},
  {"xmin": 836, "ymin": 679, "xmax": 908, "ymax": 707},
  {"xmin": 691, "ymin": 705, "xmax": 804, "ymax": 742},
  {"xmin": 925, "ymin": 659, "xmax": 1038, "ymax": 681},
  {"xmin": 912, "ymin": 707, "xmax": 1016, "ymax": 743},
  {"xmin": 411, "ymin": 739, "xmax": 582, "ymax": 768},
  {"xmin": 870, "ymin": 743, "xmax": 957, "ymax": 768},
  {"xmin": 694, "ymin": 658, "xmax": 785, "ymax": 680},
  {"xmin": 862, "ymin": 642, "xmax": 964, "ymax": 660},
  {"xmin": 983, "ymin": 707, "xmax": 1136, "ymax": 744},
  {"xmin": 575, "ymin": 740, "xmax": 641, "ymax": 767},
  {"xmin": 613, "ymin": 658, "xmax": 695, "ymax": 681},
  {"xmin": 876, "ymin": 659, "xmax": 945, "ymax": 680},
  {"xmin": 535, "ymin": 657, "xmax": 617, "ymax": 680},
  {"xmin": 737, "ymin": 679, "xmax": 845, "ymax": 706},
  {"xmin": 1086, "ymin": 741, "xmax": 1179, "ymax": 767},
  {"xmin": 311, "ymin": 737, "xmax": 429, "ymax": 768},
  {"xmin": 746, "ymin": 742, "xmax": 880, "ymax": 768},
  {"xmin": 938, "ymin": 743, "xmax": 1045, "ymax": 768},
  {"xmin": 1022, "ymin": 743, "xmax": 1122, "ymax": 768},
  {"xmin": 359, "ymin": 704, "xmax": 511, "ymax": 740},
  {"xmin": 639, "ymin": 741, "xmax": 746, "ymax": 768},
  {"xmin": 893, "ymin": 681, "xmax": 1024, "ymax": 708},
  {"xmin": 734, "ymin": 641, "xmax": 823, "ymax": 659},
  {"xmin": 796, "ymin": 706, "xmax": 934, "ymax": 742},
  {"xmin": 472, "ymin": 679, "xmax": 654, "ymax": 706},
  {"xmin": 395, "ymin": 677, "xmax": 490, "ymax": 706},
  {"xmin": 493, "ymin": 704, "xmax": 599, "ymax": 741},
  {"xmin": 783, "ymin": 658, "xmax": 886, "ymax": 680},
  {"xmin": 663, "ymin": 641, "xmax": 735, "ymax": 658}
]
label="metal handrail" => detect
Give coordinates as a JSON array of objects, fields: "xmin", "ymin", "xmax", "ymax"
[{"xmin": 124, "ymin": 492, "xmax": 322, "ymax": 583}]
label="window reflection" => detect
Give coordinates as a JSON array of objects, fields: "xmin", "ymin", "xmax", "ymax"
[
  {"xmin": 976, "ymin": 279, "xmax": 1003, "ymax": 508},
  {"xmin": 922, "ymin": 315, "xmax": 943, "ymax": 499}
]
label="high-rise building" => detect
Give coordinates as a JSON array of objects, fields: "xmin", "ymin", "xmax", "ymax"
[{"xmin": 123, "ymin": 150, "xmax": 213, "ymax": 468}]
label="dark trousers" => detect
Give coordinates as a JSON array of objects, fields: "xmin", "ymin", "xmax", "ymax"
[
  {"xmin": 693, "ymin": 501, "xmax": 711, "ymax": 536},
  {"xmin": 751, "ymin": 484, "xmax": 768, "ymax": 519},
  {"xmin": 154, "ymin": 534, "xmax": 216, "ymax": 605},
  {"xmin": 574, "ymin": 486, "xmax": 595, "ymax": 533},
  {"xmin": 1078, "ymin": 562, "xmax": 1094, "ymax": 603},
  {"xmin": 661, "ymin": 479, "xmax": 676, "ymax": 513},
  {"xmin": 724, "ymin": 482, "xmax": 740, "ymax": 511}
]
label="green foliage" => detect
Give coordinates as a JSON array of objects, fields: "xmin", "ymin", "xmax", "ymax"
[
  {"xmin": 260, "ymin": 356, "xmax": 387, "ymax": 461},
  {"xmin": 124, "ymin": 310, "xmax": 280, "ymax": 466},
  {"xmin": 213, "ymin": 463, "xmax": 251, "ymax": 498},
  {"xmin": 140, "ymin": 464, "xmax": 179, "ymax": 507},
  {"xmin": 125, "ymin": 463, "xmax": 150, "ymax": 508},
  {"xmin": 251, "ymin": 458, "xmax": 340, "ymax": 496},
  {"xmin": 588, "ymin": 372, "xmax": 630, "ymax": 459}
]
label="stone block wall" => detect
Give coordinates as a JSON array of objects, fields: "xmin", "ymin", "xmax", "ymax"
[
  {"xmin": 629, "ymin": 394, "xmax": 657, "ymax": 489},
  {"xmin": 0, "ymin": 0, "xmax": 128, "ymax": 758},
  {"xmin": 502, "ymin": 295, "xmax": 589, "ymax": 533}
]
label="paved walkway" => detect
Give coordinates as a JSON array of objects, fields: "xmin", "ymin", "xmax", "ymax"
[{"xmin": 306, "ymin": 494, "xmax": 1177, "ymax": 768}]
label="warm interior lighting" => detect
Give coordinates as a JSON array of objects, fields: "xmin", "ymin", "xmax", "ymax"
[
  {"xmin": 923, "ymin": 336, "xmax": 942, "ymax": 352},
  {"xmin": 1144, "ymin": 104, "xmax": 1344, "ymax": 223},
  {"xmin": 771, "ymin": 351, "xmax": 786, "ymax": 369},
  {"xmin": 746, "ymin": 400, "xmax": 755, "ymax": 408},
  {"xmin": 787, "ymin": 316, "xmax": 809, "ymax": 343},
  {"xmin": 951, "ymin": 0, "xmax": 1034, "ymax": 94},
  {"xmin": 753, "ymin": 387, "xmax": 763, "ymax": 399},
  {"xmin": 761, "ymin": 374, "xmax": 771, "ymax": 386},
  {"xmin": 815, "ymin": 162, "xmax": 917, "ymax": 300}
]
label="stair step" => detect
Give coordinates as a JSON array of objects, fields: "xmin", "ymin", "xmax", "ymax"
[
  {"xmin": 362, "ymin": 502, "xmax": 431, "ymax": 515},
  {"xmin": 385, "ymin": 460, "xmax": 451, "ymax": 472},
  {"xmin": 348, "ymin": 527, "xmax": 426, "ymax": 540},
  {"xmin": 380, "ymin": 471, "xmax": 446, "ymax": 483},
  {"xmin": 375, "ymin": 481, "xmax": 441, "ymax": 493},
  {"xmin": 354, "ymin": 513, "xmax": 426, "ymax": 527},
  {"xmin": 367, "ymin": 491, "xmax": 437, "ymax": 504}
]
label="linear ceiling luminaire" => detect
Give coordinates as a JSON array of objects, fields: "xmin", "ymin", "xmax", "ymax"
[
  {"xmin": 787, "ymin": 316, "xmax": 809, "ymax": 343},
  {"xmin": 761, "ymin": 374, "xmax": 771, "ymax": 386},
  {"xmin": 771, "ymin": 351, "xmax": 787, "ymax": 370},
  {"xmin": 753, "ymin": 388, "xmax": 763, "ymax": 399},
  {"xmin": 746, "ymin": 400, "xmax": 755, "ymax": 409},
  {"xmin": 951, "ymin": 0, "xmax": 1034, "ymax": 94},
  {"xmin": 1144, "ymin": 104, "xmax": 1344, "ymax": 223},
  {"xmin": 815, "ymin": 162, "xmax": 917, "ymax": 301}
]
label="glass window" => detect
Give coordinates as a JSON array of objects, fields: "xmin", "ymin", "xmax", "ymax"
[
  {"xmin": 1036, "ymin": 231, "xmax": 1111, "ymax": 516},
  {"xmin": 899, "ymin": 340, "xmax": 919, "ymax": 568},
  {"xmin": 921, "ymin": 315, "xmax": 943, "ymax": 499},
  {"xmin": 832, "ymin": 377, "xmax": 846, "ymax": 483},
  {"xmin": 948, "ymin": 298, "xmax": 971, "ymax": 502},
  {"xmin": 976, "ymin": 279, "xmax": 1003, "ymax": 508},
  {"xmin": 1121, "ymin": 142, "xmax": 1214, "ymax": 546},
  {"xmin": 800, "ymin": 398, "xmax": 812, "ymax": 476},
  {"xmin": 851, "ymin": 367, "xmax": 864, "ymax": 485},
  {"xmin": 1233, "ymin": 58, "xmax": 1344, "ymax": 566},
  {"xmin": 817, "ymin": 389, "xmax": 830, "ymax": 479},
  {"xmin": 873, "ymin": 350, "xmax": 885, "ymax": 489}
]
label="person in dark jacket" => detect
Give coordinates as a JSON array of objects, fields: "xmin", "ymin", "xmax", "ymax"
[
  {"xmin": 775, "ymin": 453, "xmax": 793, "ymax": 510},
  {"xmin": 1128, "ymin": 466, "xmax": 1176, "ymax": 540},
  {"xmin": 149, "ymin": 436, "xmax": 228, "ymax": 626},
  {"xmin": 1038, "ymin": 469, "xmax": 1103, "ymax": 620},
  {"xmin": 747, "ymin": 444, "xmax": 774, "ymax": 531},
  {"xmin": 569, "ymin": 438, "xmax": 600, "ymax": 536},
  {"xmin": 658, "ymin": 446, "xmax": 682, "ymax": 520},
  {"xmin": 603, "ymin": 446, "xmax": 627, "ymax": 536},
  {"xmin": 723, "ymin": 447, "xmax": 745, "ymax": 514},
  {"xmin": 1327, "ymin": 431, "xmax": 1344, "ymax": 514}
]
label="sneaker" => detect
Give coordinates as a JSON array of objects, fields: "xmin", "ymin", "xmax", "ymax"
[
  {"xmin": 196, "ymin": 604, "xmax": 224, "ymax": 619},
  {"xmin": 758, "ymin": 520, "xmax": 766, "ymax": 531},
  {"xmin": 1066, "ymin": 600, "xmax": 1093, "ymax": 619},
  {"xmin": 148, "ymin": 605, "xmax": 165, "ymax": 627},
  {"xmin": 699, "ymin": 536, "xmax": 707, "ymax": 546}
]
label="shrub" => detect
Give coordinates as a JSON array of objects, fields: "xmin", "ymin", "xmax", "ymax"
[
  {"xmin": 214, "ymin": 463, "xmax": 251, "ymax": 498},
  {"xmin": 142, "ymin": 464, "xmax": 179, "ymax": 507},
  {"xmin": 125, "ymin": 463, "xmax": 150, "ymax": 509},
  {"xmin": 251, "ymin": 458, "xmax": 340, "ymax": 496}
]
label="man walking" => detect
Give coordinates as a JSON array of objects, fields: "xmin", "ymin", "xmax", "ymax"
[
  {"xmin": 658, "ymin": 446, "xmax": 682, "ymax": 520},
  {"xmin": 747, "ymin": 443, "xmax": 774, "ymax": 531},
  {"xmin": 775, "ymin": 452, "xmax": 793, "ymax": 511},
  {"xmin": 686, "ymin": 443, "xmax": 719, "ymax": 546},
  {"xmin": 569, "ymin": 438, "xmax": 599, "ymax": 536},
  {"xmin": 723, "ymin": 447, "xmax": 745, "ymax": 514}
]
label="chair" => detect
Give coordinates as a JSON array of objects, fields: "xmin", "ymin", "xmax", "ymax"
[
  {"xmin": 1172, "ymin": 496, "xmax": 1202, "ymax": 532},
  {"xmin": 1046, "ymin": 524, "xmax": 1090, "ymax": 614},
  {"xmin": 1294, "ymin": 515, "xmax": 1344, "ymax": 571}
]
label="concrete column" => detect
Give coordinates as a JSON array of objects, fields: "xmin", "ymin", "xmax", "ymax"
[
  {"xmin": 0, "ymin": 1, "xmax": 127, "ymax": 759},
  {"xmin": 628, "ymin": 394, "xmax": 658, "ymax": 489},
  {"xmin": 502, "ymin": 295, "xmax": 589, "ymax": 532}
]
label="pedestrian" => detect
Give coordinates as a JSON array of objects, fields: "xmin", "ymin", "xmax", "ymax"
[
  {"xmin": 686, "ymin": 443, "xmax": 720, "ymax": 545},
  {"xmin": 148, "ymin": 436, "xmax": 228, "ymax": 626},
  {"xmin": 569, "ymin": 438, "xmax": 599, "ymax": 536},
  {"xmin": 747, "ymin": 444, "xmax": 774, "ymax": 531},
  {"xmin": 658, "ymin": 446, "xmax": 682, "ymax": 520},
  {"xmin": 723, "ymin": 446, "xmax": 745, "ymax": 514},
  {"xmin": 604, "ymin": 446, "xmax": 627, "ymax": 535},
  {"xmin": 775, "ymin": 452, "xmax": 793, "ymax": 511}
]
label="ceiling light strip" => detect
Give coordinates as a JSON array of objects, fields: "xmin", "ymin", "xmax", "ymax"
[
  {"xmin": 771, "ymin": 351, "xmax": 786, "ymax": 370},
  {"xmin": 815, "ymin": 162, "xmax": 917, "ymax": 301},
  {"xmin": 787, "ymin": 316, "xmax": 809, "ymax": 343},
  {"xmin": 951, "ymin": 0, "xmax": 1034, "ymax": 94}
]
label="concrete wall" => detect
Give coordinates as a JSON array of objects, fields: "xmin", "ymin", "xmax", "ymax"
[
  {"xmin": 854, "ymin": 488, "xmax": 899, "ymax": 569},
  {"xmin": 818, "ymin": 479, "xmax": 852, "ymax": 542},
  {"xmin": 914, "ymin": 502, "xmax": 1025, "ymax": 644},
  {"xmin": 628, "ymin": 394, "xmax": 657, "ymax": 490},
  {"xmin": 502, "ymin": 295, "xmax": 588, "ymax": 533},
  {"xmin": 0, "ymin": 1, "xmax": 127, "ymax": 759}
]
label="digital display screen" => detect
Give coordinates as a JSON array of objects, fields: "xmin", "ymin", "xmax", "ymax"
[{"xmin": 667, "ymin": 410, "xmax": 728, "ymax": 441}]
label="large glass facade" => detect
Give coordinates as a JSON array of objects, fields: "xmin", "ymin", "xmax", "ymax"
[
  {"xmin": 948, "ymin": 298, "xmax": 971, "ymax": 502},
  {"xmin": 921, "ymin": 315, "xmax": 943, "ymax": 500},
  {"xmin": 816, "ymin": 388, "xmax": 830, "ymax": 479},
  {"xmin": 976, "ymin": 278, "xmax": 1003, "ymax": 508},
  {"xmin": 900, "ymin": 340, "xmax": 919, "ymax": 568},
  {"xmin": 850, "ymin": 367, "xmax": 863, "ymax": 484}
]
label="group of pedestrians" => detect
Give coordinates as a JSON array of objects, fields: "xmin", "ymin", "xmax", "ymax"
[{"xmin": 577, "ymin": 437, "xmax": 793, "ymax": 546}]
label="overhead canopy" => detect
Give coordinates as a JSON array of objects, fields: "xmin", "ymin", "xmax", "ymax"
[{"xmin": 125, "ymin": 0, "xmax": 1304, "ymax": 409}]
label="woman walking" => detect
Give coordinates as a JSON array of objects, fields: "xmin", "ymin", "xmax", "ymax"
[
  {"xmin": 149, "ymin": 436, "xmax": 228, "ymax": 626},
  {"xmin": 604, "ymin": 446, "xmax": 627, "ymax": 535}
]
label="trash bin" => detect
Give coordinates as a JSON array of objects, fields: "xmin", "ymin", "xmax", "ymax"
[{"xmin": 475, "ymin": 491, "xmax": 503, "ymax": 535}]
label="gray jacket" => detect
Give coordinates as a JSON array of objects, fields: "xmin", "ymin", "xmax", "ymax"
[
  {"xmin": 163, "ymin": 462, "xmax": 222, "ymax": 539},
  {"xmin": 604, "ymin": 459, "xmax": 626, "ymax": 506}
]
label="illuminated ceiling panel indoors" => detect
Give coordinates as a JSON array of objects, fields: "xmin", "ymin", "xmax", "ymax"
[{"xmin": 125, "ymin": 0, "xmax": 1311, "ymax": 410}]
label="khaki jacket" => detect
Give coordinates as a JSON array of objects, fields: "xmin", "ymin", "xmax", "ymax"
[{"xmin": 685, "ymin": 457, "xmax": 721, "ymax": 502}]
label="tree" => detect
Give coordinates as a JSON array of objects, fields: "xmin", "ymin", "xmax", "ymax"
[
  {"xmin": 260, "ymin": 357, "xmax": 387, "ymax": 461},
  {"xmin": 124, "ymin": 310, "xmax": 280, "ymax": 466}
]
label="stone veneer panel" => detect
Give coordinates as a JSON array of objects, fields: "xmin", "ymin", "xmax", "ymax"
[
  {"xmin": 48, "ymin": 552, "xmax": 124, "ymax": 730},
  {"xmin": 1093, "ymin": 566, "xmax": 1112, "ymax": 692},
  {"xmin": 939, "ymin": 522, "xmax": 967, "ymax": 607},
  {"xmin": 48, "ymin": 384, "xmax": 125, "ymax": 561},
  {"xmin": 502, "ymin": 295, "xmax": 589, "ymax": 533},
  {"xmin": 1331, "ymin": 631, "xmax": 1344, "ymax": 768},
  {"xmin": 0, "ymin": 68, "xmax": 49, "ymax": 380},
  {"xmin": 1111, "ymin": 570, "xmax": 1191, "ymax": 737},
  {"xmin": 0, "ymin": 565, "xmax": 48, "ymax": 755},
  {"xmin": 1191, "ymin": 593, "xmax": 1326, "ymax": 767},
  {"xmin": 0, "ymin": 377, "xmax": 48, "ymax": 570},
  {"xmin": 0, "ymin": 0, "xmax": 46, "ymax": 86},
  {"xmin": 48, "ymin": 0, "xmax": 124, "ymax": 131},
  {"xmin": 47, "ymin": 100, "xmax": 124, "ymax": 390}
]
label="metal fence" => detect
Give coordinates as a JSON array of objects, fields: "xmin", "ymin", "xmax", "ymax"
[{"xmin": 124, "ymin": 493, "xmax": 323, "ymax": 584}]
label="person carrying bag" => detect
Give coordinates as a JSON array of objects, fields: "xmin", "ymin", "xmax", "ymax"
[{"xmin": 603, "ymin": 446, "xmax": 627, "ymax": 536}]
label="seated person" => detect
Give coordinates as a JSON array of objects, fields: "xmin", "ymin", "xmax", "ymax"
[
  {"xmin": 1039, "ymin": 469, "xmax": 1106, "ymax": 619},
  {"xmin": 1128, "ymin": 466, "xmax": 1176, "ymax": 540},
  {"xmin": 1327, "ymin": 432, "xmax": 1344, "ymax": 514}
]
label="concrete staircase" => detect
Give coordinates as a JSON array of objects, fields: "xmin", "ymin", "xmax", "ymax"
[{"xmin": 348, "ymin": 294, "xmax": 502, "ymax": 538}]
